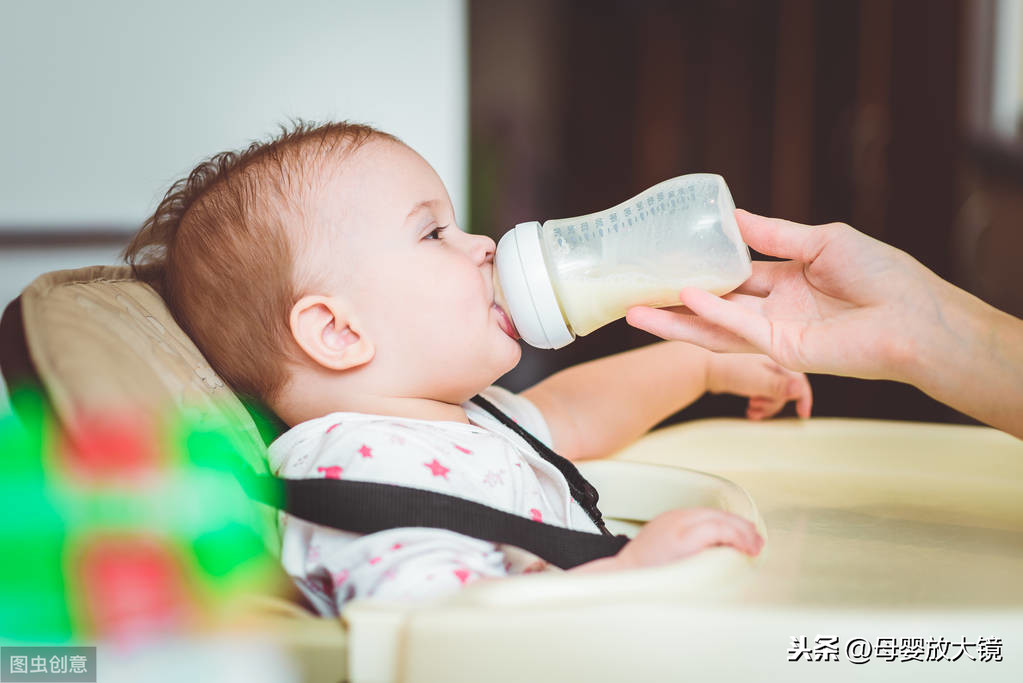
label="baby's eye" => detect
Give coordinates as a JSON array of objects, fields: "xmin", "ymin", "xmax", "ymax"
[{"xmin": 424, "ymin": 225, "xmax": 449, "ymax": 240}]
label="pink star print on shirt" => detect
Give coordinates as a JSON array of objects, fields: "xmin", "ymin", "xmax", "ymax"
[
  {"xmin": 271, "ymin": 385, "xmax": 566, "ymax": 615},
  {"xmin": 317, "ymin": 465, "xmax": 343, "ymax": 479},
  {"xmin": 425, "ymin": 459, "xmax": 450, "ymax": 479},
  {"xmin": 482, "ymin": 470, "xmax": 505, "ymax": 487}
]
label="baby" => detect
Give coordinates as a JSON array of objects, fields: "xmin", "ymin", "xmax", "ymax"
[{"xmin": 124, "ymin": 121, "xmax": 812, "ymax": 615}]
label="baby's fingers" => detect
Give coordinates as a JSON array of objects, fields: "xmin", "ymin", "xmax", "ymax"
[
  {"xmin": 747, "ymin": 396, "xmax": 783, "ymax": 421},
  {"xmin": 677, "ymin": 512, "xmax": 763, "ymax": 557},
  {"xmin": 763, "ymin": 364, "xmax": 814, "ymax": 419},
  {"xmin": 791, "ymin": 371, "xmax": 813, "ymax": 418}
]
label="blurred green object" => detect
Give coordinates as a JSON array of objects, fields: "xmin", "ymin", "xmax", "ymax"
[
  {"xmin": 0, "ymin": 384, "xmax": 279, "ymax": 643},
  {"xmin": 0, "ymin": 385, "xmax": 70, "ymax": 642}
]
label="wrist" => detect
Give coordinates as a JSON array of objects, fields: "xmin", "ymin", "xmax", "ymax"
[
  {"xmin": 900, "ymin": 273, "xmax": 991, "ymax": 393},
  {"xmin": 703, "ymin": 349, "xmax": 724, "ymax": 394},
  {"xmin": 875, "ymin": 257, "xmax": 957, "ymax": 386}
]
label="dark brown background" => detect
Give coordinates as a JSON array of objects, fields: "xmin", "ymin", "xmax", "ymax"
[{"xmin": 470, "ymin": 0, "xmax": 1023, "ymax": 429}]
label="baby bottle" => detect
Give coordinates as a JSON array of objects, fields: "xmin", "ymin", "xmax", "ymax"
[{"xmin": 493, "ymin": 173, "xmax": 752, "ymax": 349}]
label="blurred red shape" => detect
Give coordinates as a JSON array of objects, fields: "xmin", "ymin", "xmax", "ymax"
[
  {"xmin": 75, "ymin": 535, "xmax": 194, "ymax": 637},
  {"xmin": 62, "ymin": 412, "xmax": 162, "ymax": 479}
]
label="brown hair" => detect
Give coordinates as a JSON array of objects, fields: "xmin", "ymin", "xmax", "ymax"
[{"xmin": 123, "ymin": 120, "xmax": 400, "ymax": 404}]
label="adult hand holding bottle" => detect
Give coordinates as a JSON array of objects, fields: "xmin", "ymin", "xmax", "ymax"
[{"xmin": 625, "ymin": 210, "xmax": 1023, "ymax": 439}]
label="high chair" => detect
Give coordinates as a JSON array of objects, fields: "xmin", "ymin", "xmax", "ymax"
[{"xmin": 2, "ymin": 265, "xmax": 1021, "ymax": 682}]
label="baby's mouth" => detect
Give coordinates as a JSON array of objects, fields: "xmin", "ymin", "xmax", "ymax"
[{"xmin": 492, "ymin": 301, "xmax": 520, "ymax": 340}]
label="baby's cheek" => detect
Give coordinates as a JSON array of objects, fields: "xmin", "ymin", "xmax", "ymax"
[{"xmin": 453, "ymin": 290, "xmax": 487, "ymax": 334}]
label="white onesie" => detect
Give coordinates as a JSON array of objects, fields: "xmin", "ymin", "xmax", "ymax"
[{"xmin": 268, "ymin": 385, "xmax": 603, "ymax": 615}]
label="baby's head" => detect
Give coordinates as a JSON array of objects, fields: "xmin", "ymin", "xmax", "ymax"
[{"xmin": 125, "ymin": 121, "xmax": 521, "ymax": 424}]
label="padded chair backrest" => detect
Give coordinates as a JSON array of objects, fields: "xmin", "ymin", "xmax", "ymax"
[{"xmin": 1, "ymin": 265, "xmax": 282, "ymax": 555}]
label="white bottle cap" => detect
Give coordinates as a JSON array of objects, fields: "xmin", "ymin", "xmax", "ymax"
[{"xmin": 495, "ymin": 222, "xmax": 574, "ymax": 349}]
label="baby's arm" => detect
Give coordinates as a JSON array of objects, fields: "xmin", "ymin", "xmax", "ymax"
[
  {"xmin": 522, "ymin": 341, "xmax": 711, "ymax": 462},
  {"xmin": 523, "ymin": 341, "xmax": 811, "ymax": 461},
  {"xmin": 568, "ymin": 508, "xmax": 763, "ymax": 574}
]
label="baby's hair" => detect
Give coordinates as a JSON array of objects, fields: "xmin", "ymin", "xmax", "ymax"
[{"xmin": 123, "ymin": 120, "xmax": 400, "ymax": 405}]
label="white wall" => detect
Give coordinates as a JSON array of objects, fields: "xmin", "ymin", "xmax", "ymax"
[
  {"xmin": 992, "ymin": 0, "xmax": 1023, "ymax": 137},
  {"xmin": 0, "ymin": 0, "xmax": 467, "ymax": 412},
  {"xmin": 0, "ymin": 0, "xmax": 467, "ymax": 229}
]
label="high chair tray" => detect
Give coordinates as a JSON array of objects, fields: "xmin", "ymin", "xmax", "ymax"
[{"xmin": 336, "ymin": 417, "xmax": 1023, "ymax": 683}]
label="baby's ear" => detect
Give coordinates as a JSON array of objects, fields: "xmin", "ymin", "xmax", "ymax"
[{"xmin": 290, "ymin": 295, "xmax": 375, "ymax": 371}]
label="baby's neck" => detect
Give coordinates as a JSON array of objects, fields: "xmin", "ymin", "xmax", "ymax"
[
  {"xmin": 277, "ymin": 390, "xmax": 473, "ymax": 427},
  {"xmin": 346, "ymin": 394, "xmax": 473, "ymax": 425}
]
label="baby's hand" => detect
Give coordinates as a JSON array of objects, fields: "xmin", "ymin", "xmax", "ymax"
[
  {"xmin": 617, "ymin": 508, "xmax": 763, "ymax": 570},
  {"xmin": 706, "ymin": 353, "xmax": 813, "ymax": 419}
]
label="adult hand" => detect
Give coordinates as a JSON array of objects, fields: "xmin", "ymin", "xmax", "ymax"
[
  {"xmin": 625, "ymin": 210, "xmax": 1023, "ymax": 439},
  {"xmin": 626, "ymin": 210, "xmax": 941, "ymax": 383}
]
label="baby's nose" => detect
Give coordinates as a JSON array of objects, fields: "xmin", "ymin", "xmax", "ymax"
[{"xmin": 470, "ymin": 232, "xmax": 497, "ymax": 264}]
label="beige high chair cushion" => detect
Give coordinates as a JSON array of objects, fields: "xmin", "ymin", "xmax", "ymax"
[
  {"xmin": 18, "ymin": 265, "xmax": 280, "ymax": 554},
  {"xmin": 17, "ymin": 265, "xmax": 355, "ymax": 678}
]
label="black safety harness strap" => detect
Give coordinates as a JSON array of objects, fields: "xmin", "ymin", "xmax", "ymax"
[
  {"xmin": 247, "ymin": 477, "xmax": 627, "ymax": 570},
  {"xmin": 248, "ymin": 394, "xmax": 630, "ymax": 570},
  {"xmin": 470, "ymin": 393, "xmax": 614, "ymax": 537}
]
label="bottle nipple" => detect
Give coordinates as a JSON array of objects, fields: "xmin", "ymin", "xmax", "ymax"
[{"xmin": 493, "ymin": 268, "xmax": 508, "ymax": 314}]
